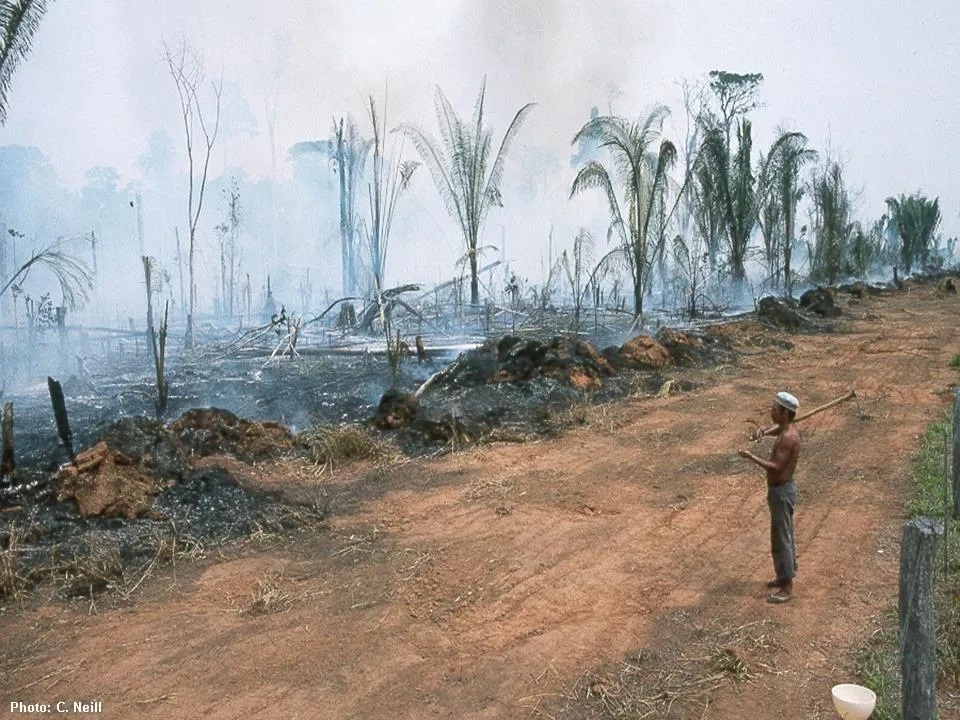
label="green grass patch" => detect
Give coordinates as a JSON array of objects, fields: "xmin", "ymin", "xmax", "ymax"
[
  {"xmin": 854, "ymin": 410, "xmax": 960, "ymax": 718},
  {"xmin": 856, "ymin": 610, "xmax": 901, "ymax": 719},
  {"xmin": 907, "ymin": 415, "xmax": 953, "ymax": 518},
  {"xmin": 949, "ymin": 353, "xmax": 960, "ymax": 369}
]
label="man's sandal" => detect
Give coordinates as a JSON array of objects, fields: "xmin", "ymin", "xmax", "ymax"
[{"xmin": 767, "ymin": 589, "xmax": 792, "ymax": 604}]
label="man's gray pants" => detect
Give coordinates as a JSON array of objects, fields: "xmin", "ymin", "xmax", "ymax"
[{"xmin": 767, "ymin": 480, "xmax": 797, "ymax": 582}]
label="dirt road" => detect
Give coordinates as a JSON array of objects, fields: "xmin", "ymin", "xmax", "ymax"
[{"xmin": 2, "ymin": 282, "xmax": 958, "ymax": 719}]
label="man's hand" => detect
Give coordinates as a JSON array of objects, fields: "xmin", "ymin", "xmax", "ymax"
[
  {"xmin": 750, "ymin": 427, "xmax": 767, "ymax": 442},
  {"xmin": 738, "ymin": 449, "xmax": 754, "ymax": 460}
]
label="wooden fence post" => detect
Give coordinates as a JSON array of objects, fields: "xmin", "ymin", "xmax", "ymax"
[
  {"xmin": 952, "ymin": 388, "xmax": 960, "ymax": 520},
  {"xmin": 899, "ymin": 517, "xmax": 942, "ymax": 720}
]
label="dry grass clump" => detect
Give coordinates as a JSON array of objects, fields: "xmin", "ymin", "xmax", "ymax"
[
  {"xmin": 1, "ymin": 520, "xmax": 213, "ymax": 605},
  {"xmin": 244, "ymin": 570, "xmax": 294, "ymax": 615},
  {"xmin": 547, "ymin": 401, "xmax": 624, "ymax": 434},
  {"xmin": 55, "ymin": 535, "xmax": 125, "ymax": 598},
  {"xmin": 543, "ymin": 618, "xmax": 781, "ymax": 719},
  {"xmin": 464, "ymin": 474, "xmax": 512, "ymax": 501},
  {"xmin": 0, "ymin": 526, "xmax": 29, "ymax": 601},
  {"xmin": 298, "ymin": 424, "xmax": 397, "ymax": 471}
]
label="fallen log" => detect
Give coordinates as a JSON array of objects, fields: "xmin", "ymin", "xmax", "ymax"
[{"xmin": 752, "ymin": 389, "xmax": 858, "ymax": 440}]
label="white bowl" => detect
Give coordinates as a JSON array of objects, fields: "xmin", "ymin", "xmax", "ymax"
[{"xmin": 831, "ymin": 683, "xmax": 877, "ymax": 720}]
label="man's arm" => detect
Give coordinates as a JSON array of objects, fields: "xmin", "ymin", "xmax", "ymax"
[
  {"xmin": 739, "ymin": 433, "xmax": 797, "ymax": 473},
  {"xmin": 751, "ymin": 424, "xmax": 781, "ymax": 441}
]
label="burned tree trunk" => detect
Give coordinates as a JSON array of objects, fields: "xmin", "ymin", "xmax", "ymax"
[
  {"xmin": 1, "ymin": 401, "xmax": 14, "ymax": 480},
  {"xmin": 47, "ymin": 376, "xmax": 75, "ymax": 463}
]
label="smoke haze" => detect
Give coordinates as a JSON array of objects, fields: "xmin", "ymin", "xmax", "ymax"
[{"xmin": 0, "ymin": 0, "xmax": 956, "ymax": 323}]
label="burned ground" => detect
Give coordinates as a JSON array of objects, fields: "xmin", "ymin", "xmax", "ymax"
[{"xmin": 0, "ymin": 315, "xmax": 747, "ymax": 604}]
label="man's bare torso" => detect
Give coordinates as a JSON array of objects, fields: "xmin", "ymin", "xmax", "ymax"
[{"xmin": 768, "ymin": 426, "xmax": 800, "ymax": 485}]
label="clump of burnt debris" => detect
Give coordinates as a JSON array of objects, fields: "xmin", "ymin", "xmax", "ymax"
[
  {"xmin": 370, "ymin": 327, "xmax": 740, "ymax": 445},
  {"xmin": 0, "ymin": 407, "xmax": 323, "ymax": 602}
]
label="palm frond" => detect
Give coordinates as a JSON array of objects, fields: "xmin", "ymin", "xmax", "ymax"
[
  {"xmin": 570, "ymin": 161, "xmax": 628, "ymax": 245},
  {"xmin": 0, "ymin": 0, "xmax": 49, "ymax": 124},
  {"xmin": 398, "ymin": 119, "xmax": 465, "ymax": 234},
  {"xmin": 0, "ymin": 246, "xmax": 93, "ymax": 307},
  {"xmin": 482, "ymin": 100, "xmax": 536, "ymax": 216}
]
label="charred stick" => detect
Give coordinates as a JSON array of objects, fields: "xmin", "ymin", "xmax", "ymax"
[{"xmin": 47, "ymin": 376, "xmax": 76, "ymax": 463}]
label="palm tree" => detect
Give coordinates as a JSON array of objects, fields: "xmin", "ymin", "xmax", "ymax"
[
  {"xmin": 400, "ymin": 79, "xmax": 535, "ymax": 306},
  {"xmin": 362, "ymin": 93, "xmax": 419, "ymax": 293},
  {"xmin": 691, "ymin": 153, "xmax": 724, "ymax": 274},
  {"xmin": 809, "ymin": 160, "xmax": 854, "ymax": 285},
  {"xmin": 333, "ymin": 118, "xmax": 372, "ymax": 294},
  {"xmin": 569, "ymin": 105, "xmax": 677, "ymax": 316},
  {"xmin": 755, "ymin": 150, "xmax": 783, "ymax": 285},
  {"xmin": 757, "ymin": 130, "xmax": 817, "ymax": 294},
  {"xmin": 561, "ymin": 228, "xmax": 594, "ymax": 331},
  {"xmin": 701, "ymin": 119, "xmax": 756, "ymax": 283},
  {"xmin": 0, "ymin": 0, "xmax": 50, "ymax": 125},
  {"xmin": 885, "ymin": 193, "xmax": 941, "ymax": 274}
]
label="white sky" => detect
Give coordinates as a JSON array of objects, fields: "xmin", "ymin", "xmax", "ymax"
[{"xmin": 1, "ymin": 0, "xmax": 958, "ymax": 239}]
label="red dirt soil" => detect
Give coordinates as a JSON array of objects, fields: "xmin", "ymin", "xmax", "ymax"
[{"xmin": 3, "ymin": 281, "xmax": 960, "ymax": 719}]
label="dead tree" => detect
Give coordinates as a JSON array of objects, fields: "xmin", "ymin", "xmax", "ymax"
[{"xmin": 164, "ymin": 39, "xmax": 222, "ymax": 349}]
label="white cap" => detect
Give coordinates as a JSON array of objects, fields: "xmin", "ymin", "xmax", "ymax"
[{"xmin": 775, "ymin": 391, "xmax": 799, "ymax": 412}]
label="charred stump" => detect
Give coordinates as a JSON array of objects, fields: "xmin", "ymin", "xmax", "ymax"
[
  {"xmin": 47, "ymin": 377, "xmax": 75, "ymax": 463},
  {"xmin": 798, "ymin": 287, "xmax": 841, "ymax": 317},
  {"xmin": 373, "ymin": 390, "xmax": 420, "ymax": 429},
  {"xmin": 1, "ymin": 401, "xmax": 14, "ymax": 482}
]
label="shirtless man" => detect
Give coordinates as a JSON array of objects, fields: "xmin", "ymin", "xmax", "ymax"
[{"xmin": 738, "ymin": 391, "xmax": 801, "ymax": 604}]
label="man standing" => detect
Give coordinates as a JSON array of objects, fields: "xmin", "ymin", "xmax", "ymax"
[{"xmin": 738, "ymin": 391, "xmax": 801, "ymax": 603}]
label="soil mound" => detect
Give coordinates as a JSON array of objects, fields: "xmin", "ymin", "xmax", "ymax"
[
  {"xmin": 51, "ymin": 410, "xmax": 295, "ymax": 519},
  {"xmin": 605, "ymin": 335, "xmax": 672, "ymax": 371},
  {"xmin": 655, "ymin": 328, "xmax": 734, "ymax": 367},
  {"xmin": 837, "ymin": 281, "xmax": 886, "ymax": 299},
  {"xmin": 435, "ymin": 335, "xmax": 616, "ymax": 392},
  {"xmin": 170, "ymin": 408, "xmax": 296, "ymax": 462},
  {"xmin": 54, "ymin": 441, "xmax": 170, "ymax": 519},
  {"xmin": 99, "ymin": 416, "xmax": 186, "ymax": 477},
  {"xmin": 372, "ymin": 390, "xmax": 420, "ymax": 430}
]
